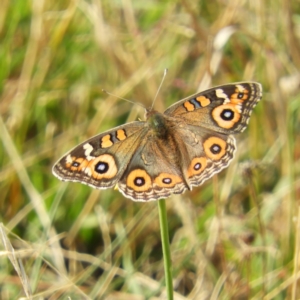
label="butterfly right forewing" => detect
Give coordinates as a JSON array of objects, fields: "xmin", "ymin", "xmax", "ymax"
[{"xmin": 164, "ymin": 82, "xmax": 262, "ymax": 134}]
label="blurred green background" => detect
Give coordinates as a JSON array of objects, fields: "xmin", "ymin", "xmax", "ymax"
[{"xmin": 0, "ymin": 0, "xmax": 299, "ymax": 299}]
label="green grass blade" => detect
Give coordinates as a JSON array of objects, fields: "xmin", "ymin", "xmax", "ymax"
[{"xmin": 158, "ymin": 199, "xmax": 173, "ymax": 300}]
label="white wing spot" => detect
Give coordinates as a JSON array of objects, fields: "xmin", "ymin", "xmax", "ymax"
[
  {"xmin": 216, "ymin": 88, "xmax": 230, "ymax": 103},
  {"xmin": 236, "ymin": 103, "xmax": 242, "ymax": 113},
  {"xmin": 83, "ymin": 143, "xmax": 95, "ymax": 161},
  {"xmin": 66, "ymin": 154, "xmax": 72, "ymax": 164},
  {"xmin": 235, "ymin": 84, "xmax": 245, "ymax": 92},
  {"xmin": 84, "ymin": 167, "xmax": 92, "ymax": 176}
]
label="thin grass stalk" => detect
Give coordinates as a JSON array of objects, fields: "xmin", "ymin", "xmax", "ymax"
[{"xmin": 157, "ymin": 199, "xmax": 173, "ymax": 299}]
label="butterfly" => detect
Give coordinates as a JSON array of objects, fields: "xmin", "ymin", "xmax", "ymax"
[{"xmin": 52, "ymin": 82, "xmax": 262, "ymax": 201}]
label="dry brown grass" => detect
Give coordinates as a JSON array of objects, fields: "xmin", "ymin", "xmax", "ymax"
[{"xmin": 0, "ymin": 0, "xmax": 299, "ymax": 299}]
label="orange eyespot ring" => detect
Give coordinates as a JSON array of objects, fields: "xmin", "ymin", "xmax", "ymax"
[
  {"xmin": 187, "ymin": 157, "xmax": 207, "ymax": 177},
  {"xmin": 154, "ymin": 173, "xmax": 182, "ymax": 188},
  {"xmin": 127, "ymin": 169, "xmax": 152, "ymax": 192},
  {"xmin": 89, "ymin": 154, "xmax": 118, "ymax": 179},
  {"xmin": 212, "ymin": 104, "xmax": 241, "ymax": 129},
  {"xmin": 203, "ymin": 137, "xmax": 227, "ymax": 160}
]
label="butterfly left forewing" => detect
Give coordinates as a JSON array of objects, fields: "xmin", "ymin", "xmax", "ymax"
[
  {"xmin": 52, "ymin": 121, "xmax": 146, "ymax": 190},
  {"xmin": 164, "ymin": 82, "xmax": 262, "ymax": 134}
]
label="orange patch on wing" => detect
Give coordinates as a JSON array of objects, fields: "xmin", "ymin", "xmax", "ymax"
[
  {"xmin": 127, "ymin": 169, "xmax": 152, "ymax": 192},
  {"xmin": 154, "ymin": 173, "xmax": 182, "ymax": 188},
  {"xmin": 75, "ymin": 158, "xmax": 89, "ymax": 171},
  {"xmin": 212, "ymin": 104, "xmax": 241, "ymax": 129},
  {"xmin": 230, "ymin": 86, "xmax": 249, "ymax": 104},
  {"xmin": 196, "ymin": 95, "xmax": 211, "ymax": 107},
  {"xmin": 203, "ymin": 137, "xmax": 227, "ymax": 160},
  {"xmin": 101, "ymin": 134, "xmax": 113, "ymax": 148},
  {"xmin": 66, "ymin": 156, "xmax": 89, "ymax": 172},
  {"xmin": 117, "ymin": 129, "xmax": 127, "ymax": 141},
  {"xmin": 183, "ymin": 101, "xmax": 195, "ymax": 112},
  {"xmin": 187, "ymin": 157, "xmax": 207, "ymax": 177}
]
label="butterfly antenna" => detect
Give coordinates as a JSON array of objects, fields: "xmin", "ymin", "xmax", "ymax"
[
  {"xmin": 102, "ymin": 89, "xmax": 146, "ymax": 109},
  {"xmin": 151, "ymin": 68, "xmax": 168, "ymax": 110}
]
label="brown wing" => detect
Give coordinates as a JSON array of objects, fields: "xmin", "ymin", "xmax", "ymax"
[
  {"xmin": 52, "ymin": 121, "xmax": 147, "ymax": 189},
  {"xmin": 118, "ymin": 122, "xmax": 236, "ymax": 202},
  {"xmin": 164, "ymin": 82, "xmax": 262, "ymax": 134}
]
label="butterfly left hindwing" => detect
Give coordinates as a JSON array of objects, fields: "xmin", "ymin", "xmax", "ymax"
[{"xmin": 53, "ymin": 82, "xmax": 262, "ymax": 201}]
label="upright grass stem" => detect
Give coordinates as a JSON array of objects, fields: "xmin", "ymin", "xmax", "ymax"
[{"xmin": 157, "ymin": 199, "xmax": 173, "ymax": 299}]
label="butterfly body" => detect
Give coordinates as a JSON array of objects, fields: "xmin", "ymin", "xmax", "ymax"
[{"xmin": 53, "ymin": 82, "xmax": 262, "ymax": 201}]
